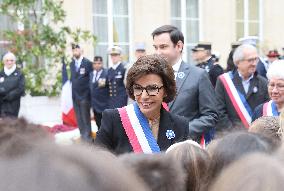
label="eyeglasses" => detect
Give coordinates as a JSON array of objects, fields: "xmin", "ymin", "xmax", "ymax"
[
  {"xmin": 242, "ymin": 57, "xmax": 259, "ymax": 63},
  {"xmin": 133, "ymin": 84, "xmax": 164, "ymax": 96},
  {"xmin": 268, "ymin": 83, "xmax": 284, "ymax": 91}
]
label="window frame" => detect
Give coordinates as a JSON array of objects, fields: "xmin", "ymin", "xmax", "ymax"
[
  {"xmin": 92, "ymin": 0, "xmax": 131, "ymax": 67},
  {"xmin": 170, "ymin": 0, "xmax": 201, "ymax": 62},
  {"xmin": 236, "ymin": 0, "xmax": 263, "ymax": 41}
]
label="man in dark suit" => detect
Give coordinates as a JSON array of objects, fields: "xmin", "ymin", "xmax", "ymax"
[
  {"xmin": 215, "ymin": 44, "xmax": 269, "ymax": 130},
  {"xmin": 70, "ymin": 44, "xmax": 93, "ymax": 142},
  {"xmin": 152, "ymin": 25, "xmax": 219, "ymax": 141},
  {"xmin": 192, "ymin": 42, "xmax": 224, "ymax": 87},
  {"xmin": 107, "ymin": 46, "xmax": 128, "ymax": 109},
  {"xmin": 90, "ymin": 56, "xmax": 109, "ymax": 129}
]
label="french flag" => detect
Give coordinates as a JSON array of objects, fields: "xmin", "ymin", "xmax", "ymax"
[{"xmin": 61, "ymin": 57, "xmax": 77, "ymax": 127}]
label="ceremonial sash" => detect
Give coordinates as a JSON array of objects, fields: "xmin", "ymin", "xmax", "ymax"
[
  {"xmin": 263, "ymin": 100, "xmax": 279, "ymax": 116},
  {"xmin": 219, "ymin": 72, "xmax": 253, "ymax": 128},
  {"xmin": 118, "ymin": 102, "xmax": 160, "ymax": 153}
]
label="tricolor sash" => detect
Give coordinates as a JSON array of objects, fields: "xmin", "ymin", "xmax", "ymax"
[
  {"xmin": 263, "ymin": 100, "xmax": 279, "ymax": 116},
  {"xmin": 219, "ymin": 72, "xmax": 253, "ymax": 128},
  {"xmin": 118, "ymin": 102, "xmax": 160, "ymax": 153}
]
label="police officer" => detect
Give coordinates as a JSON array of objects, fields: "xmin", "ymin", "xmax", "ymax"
[
  {"xmin": 107, "ymin": 46, "xmax": 128, "ymax": 109},
  {"xmin": 70, "ymin": 44, "xmax": 93, "ymax": 142},
  {"xmin": 192, "ymin": 42, "xmax": 224, "ymax": 87},
  {"xmin": 90, "ymin": 56, "xmax": 109, "ymax": 129},
  {"xmin": 226, "ymin": 42, "xmax": 241, "ymax": 72}
]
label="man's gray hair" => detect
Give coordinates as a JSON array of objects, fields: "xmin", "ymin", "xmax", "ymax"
[
  {"xmin": 233, "ymin": 44, "xmax": 257, "ymax": 64},
  {"xmin": 267, "ymin": 60, "xmax": 284, "ymax": 80},
  {"xmin": 2, "ymin": 52, "xmax": 16, "ymax": 62}
]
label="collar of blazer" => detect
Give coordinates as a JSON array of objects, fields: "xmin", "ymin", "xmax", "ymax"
[
  {"xmin": 175, "ymin": 61, "xmax": 191, "ymax": 94},
  {"xmin": 168, "ymin": 61, "xmax": 191, "ymax": 109},
  {"xmin": 232, "ymin": 70, "xmax": 258, "ymax": 98},
  {"xmin": 157, "ymin": 108, "xmax": 175, "ymax": 150}
]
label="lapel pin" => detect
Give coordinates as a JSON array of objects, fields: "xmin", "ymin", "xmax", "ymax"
[
  {"xmin": 253, "ymin": 86, "xmax": 258, "ymax": 93},
  {"xmin": 177, "ymin": 72, "xmax": 185, "ymax": 79},
  {"xmin": 166, "ymin": 130, "xmax": 175, "ymax": 140}
]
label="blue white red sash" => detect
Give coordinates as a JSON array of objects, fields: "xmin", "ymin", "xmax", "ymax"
[
  {"xmin": 118, "ymin": 102, "xmax": 160, "ymax": 153},
  {"xmin": 263, "ymin": 100, "xmax": 279, "ymax": 116},
  {"xmin": 219, "ymin": 72, "xmax": 253, "ymax": 128}
]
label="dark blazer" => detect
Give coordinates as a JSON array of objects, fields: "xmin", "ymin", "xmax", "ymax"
[
  {"xmin": 70, "ymin": 57, "xmax": 93, "ymax": 101},
  {"xmin": 256, "ymin": 60, "xmax": 267, "ymax": 79},
  {"xmin": 95, "ymin": 107, "xmax": 189, "ymax": 155},
  {"xmin": 196, "ymin": 57, "xmax": 224, "ymax": 87},
  {"xmin": 168, "ymin": 61, "xmax": 219, "ymax": 140},
  {"xmin": 0, "ymin": 68, "xmax": 25, "ymax": 117},
  {"xmin": 89, "ymin": 68, "xmax": 109, "ymax": 113},
  {"xmin": 215, "ymin": 70, "xmax": 269, "ymax": 130},
  {"xmin": 108, "ymin": 63, "xmax": 128, "ymax": 109},
  {"xmin": 252, "ymin": 103, "xmax": 265, "ymax": 122}
]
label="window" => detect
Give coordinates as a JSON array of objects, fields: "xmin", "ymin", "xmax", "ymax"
[
  {"xmin": 0, "ymin": 0, "xmax": 42, "ymax": 59},
  {"xmin": 236, "ymin": 0, "xmax": 261, "ymax": 40},
  {"xmin": 93, "ymin": 0, "xmax": 130, "ymax": 66},
  {"xmin": 0, "ymin": 0, "xmax": 17, "ymax": 57},
  {"xmin": 171, "ymin": 0, "xmax": 200, "ymax": 62}
]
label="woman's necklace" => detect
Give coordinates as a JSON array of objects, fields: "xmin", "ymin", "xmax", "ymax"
[{"xmin": 149, "ymin": 116, "xmax": 160, "ymax": 130}]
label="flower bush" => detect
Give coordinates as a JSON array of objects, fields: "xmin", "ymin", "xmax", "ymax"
[{"xmin": 0, "ymin": 0, "xmax": 96, "ymax": 96}]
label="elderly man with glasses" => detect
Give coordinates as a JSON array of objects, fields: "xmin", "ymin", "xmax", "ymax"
[{"xmin": 215, "ymin": 44, "xmax": 269, "ymax": 130}]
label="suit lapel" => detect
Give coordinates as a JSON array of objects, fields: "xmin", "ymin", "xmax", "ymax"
[
  {"xmin": 232, "ymin": 71, "xmax": 246, "ymax": 96},
  {"xmin": 157, "ymin": 108, "xmax": 175, "ymax": 150},
  {"xmin": 246, "ymin": 75, "xmax": 257, "ymax": 99},
  {"xmin": 168, "ymin": 62, "xmax": 190, "ymax": 109},
  {"xmin": 176, "ymin": 62, "xmax": 190, "ymax": 93},
  {"xmin": 71, "ymin": 60, "xmax": 79, "ymax": 78}
]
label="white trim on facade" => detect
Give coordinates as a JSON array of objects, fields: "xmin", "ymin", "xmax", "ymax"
[
  {"xmin": 258, "ymin": 0, "xmax": 263, "ymax": 42},
  {"xmin": 198, "ymin": 0, "xmax": 203, "ymax": 41},
  {"xmin": 181, "ymin": 0, "xmax": 187, "ymax": 61}
]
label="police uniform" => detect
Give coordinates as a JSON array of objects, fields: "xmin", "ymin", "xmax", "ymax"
[
  {"xmin": 90, "ymin": 67, "xmax": 109, "ymax": 129},
  {"xmin": 70, "ymin": 44, "xmax": 93, "ymax": 142},
  {"xmin": 107, "ymin": 46, "xmax": 128, "ymax": 109},
  {"xmin": 193, "ymin": 42, "xmax": 224, "ymax": 87}
]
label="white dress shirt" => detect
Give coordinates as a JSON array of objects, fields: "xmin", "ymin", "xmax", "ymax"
[
  {"xmin": 74, "ymin": 56, "xmax": 83, "ymax": 70},
  {"xmin": 92, "ymin": 69, "xmax": 103, "ymax": 83},
  {"xmin": 172, "ymin": 58, "xmax": 182, "ymax": 80},
  {"xmin": 238, "ymin": 71, "xmax": 254, "ymax": 94}
]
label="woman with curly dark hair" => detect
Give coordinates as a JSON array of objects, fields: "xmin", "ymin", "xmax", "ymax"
[{"xmin": 95, "ymin": 54, "xmax": 189, "ymax": 154}]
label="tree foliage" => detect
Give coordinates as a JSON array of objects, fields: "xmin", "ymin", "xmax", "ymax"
[{"xmin": 0, "ymin": 0, "xmax": 97, "ymax": 96}]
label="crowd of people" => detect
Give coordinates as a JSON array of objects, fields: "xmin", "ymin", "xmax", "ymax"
[
  {"xmin": 1, "ymin": 23, "xmax": 284, "ymax": 190},
  {"xmin": 0, "ymin": 115, "xmax": 284, "ymax": 190}
]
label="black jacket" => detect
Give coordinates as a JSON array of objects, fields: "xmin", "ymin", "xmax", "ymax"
[
  {"xmin": 215, "ymin": 70, "xmax": 269, "ymax": 129},
  {"xmin": 89, "ymin": 68, "xmax": 109, "ymax": 113},
  {"xmin": 95, "ymin": 107, "xmax": 189, "ymax": 155},
  {"xmin": 0, "ymin": 68, "xmax": 25, "ymax": 117},
  {"xmin": 70, "ymin": 57, "xmax": 93, "ymax": 101}
]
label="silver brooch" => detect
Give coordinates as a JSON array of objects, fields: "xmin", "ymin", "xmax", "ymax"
[
  {"xmin": 166, "ymin": 130, "xmax": 175, "ymax": 140},
  {"xmin": 177, "ymin": 72, "xmax": 185, "ymax": 79},
  {"xmin": 253, "ymin": 86, "xmax": 258, "ymax": 93}
]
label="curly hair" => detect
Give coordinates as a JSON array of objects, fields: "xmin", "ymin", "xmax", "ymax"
[{"xmin": 126, "ymin": 54, "xmax": 176, "ymax": 103}]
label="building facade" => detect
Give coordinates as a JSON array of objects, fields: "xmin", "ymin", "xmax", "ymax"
[{"xmin": 1, "ymin": 0, "xmax": 284, "ymax": 67}]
